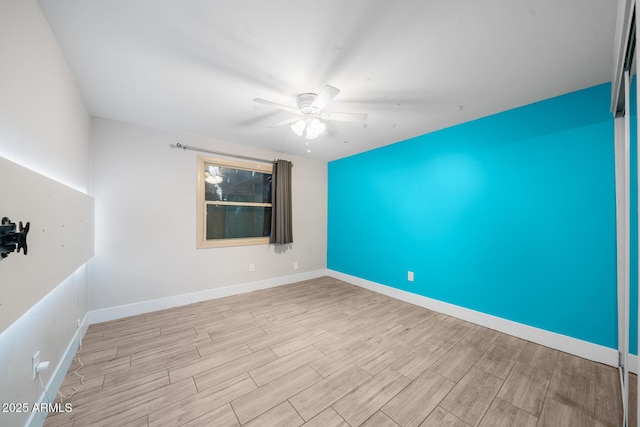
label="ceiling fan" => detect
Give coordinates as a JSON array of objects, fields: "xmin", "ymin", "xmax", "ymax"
[{"xmin": 253, "ymin": 85, "xmax": 367, "ymax": 140}]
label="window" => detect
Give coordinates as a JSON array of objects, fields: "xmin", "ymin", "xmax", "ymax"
[{"xmin": 197, "ymin": 156, "xmax": 273, "ymax": 248}]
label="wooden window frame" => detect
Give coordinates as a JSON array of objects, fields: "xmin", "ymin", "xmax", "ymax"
[{"xmin": 196, "ymin": 156, "xmax": 273, "ymax": 248}]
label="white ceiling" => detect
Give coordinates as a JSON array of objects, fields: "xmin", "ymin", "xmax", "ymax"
[{"xmin": 38, "ymin": 0, "xmax": 618, "ymax": 161}]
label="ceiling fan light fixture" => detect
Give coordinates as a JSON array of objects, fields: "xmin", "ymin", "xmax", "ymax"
[
  {"xmin": 256, "ymin": 85, "xmax": 364, "ymax": 143},
  {"xmin": 291, "ymin": 117, "xmax": 325, "ymax": 140},
  {"xmin": 291, "ymin": 119, "xmax": 306, "ymax": 136},
  {"xmin": 304, "ymin": 118, "xmax": 326, "ymax": 140}
]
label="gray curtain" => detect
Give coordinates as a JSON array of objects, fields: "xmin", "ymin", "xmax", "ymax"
[{"xmin": 270, "ymin": 159, "xmax": 293, "ymax": 244}]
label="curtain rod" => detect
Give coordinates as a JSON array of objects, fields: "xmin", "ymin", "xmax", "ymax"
[{"xmin": 170, "ymin": 143, "xmax": 279, "ymax": 165}]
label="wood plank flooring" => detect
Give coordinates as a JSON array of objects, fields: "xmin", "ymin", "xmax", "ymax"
[{"xmin": 45, "ymin": 277, "xmax": 622, "ymax": 427}]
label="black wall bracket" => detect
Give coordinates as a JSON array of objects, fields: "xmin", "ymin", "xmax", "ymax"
[{"xmin": 0, "ymin": 217, "xmax": 30, "ymax": 260}]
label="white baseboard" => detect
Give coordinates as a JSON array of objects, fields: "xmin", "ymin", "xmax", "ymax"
[
  {"xmin": 627, "ymin": 353, "xmax": 638, "ymax": 374},
  {"xmin": 327, "ymin": 269, "xmax": 620, "ymax": 368},
  {"xmin": 88, "ymin": 269, "xmax": 329, "ymax": 325},
  {"xmin": 26, "ymin": 312, "xmax": 90, "ymax": 427},
  {"xmin": 67, "ymin": 269, "xmax": 629, "ymax": 372}
]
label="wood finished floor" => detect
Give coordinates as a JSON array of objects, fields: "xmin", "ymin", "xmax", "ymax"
[{"xmin": 45, "ymin": 277, "xmax": 622, "ymax": 427}]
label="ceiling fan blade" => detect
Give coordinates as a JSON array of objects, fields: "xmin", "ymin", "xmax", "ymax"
[
  {"xmin": 319, "ymin": 111, "xmax": 368, "ymax": 122},
  {"xmin": 267, "ymin": 117, "xmax": 301, "ymax": 128},
  {"xmin": 310, "ymin": 85, "xmax": 340, "ymax": 111},
  {"xmin": 253, "ymin": 98, "xmax": 298, "ymax": 112}
]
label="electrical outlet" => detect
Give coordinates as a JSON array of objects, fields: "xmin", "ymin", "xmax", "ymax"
[
  {"xmin": 408, "ymin": 271, "xmax": 414, "ymax": 282},
  {"xmin": 249, "ymin": 263, "xmax": 255, "ymax": 272},
  {"xmin": 293, "ymin": 262, "xmax": 299, "ymax": 270},
  {"xmin": 36, "ymin": 361, "xmax": 50, "ymax": 376},
  {"xmin": 77, "ymin": 318, "xmax": 81, "ymax": 328},
  {"xmin": 32, "ymin": 350, "xmax": 40, "ymax": 381}
]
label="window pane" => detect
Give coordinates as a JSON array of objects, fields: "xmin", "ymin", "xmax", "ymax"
[
  {"xmin": 206, "ymin": 205, "xmax": 272, "ymax": 240},
  {"xmin": 204, "ymin": 165, "xmax": 272, "ymax": 203}
]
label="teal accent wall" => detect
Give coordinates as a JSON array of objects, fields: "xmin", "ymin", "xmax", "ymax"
[{"xmin": 328, "ymin": 83, "xmax": 617, "ymax": 348}]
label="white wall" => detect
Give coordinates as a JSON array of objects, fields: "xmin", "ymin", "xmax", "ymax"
[
  {"xmin": 0, "ymin": 1, "xmax": 90, "ymax": 191},
  {"xmin": 0, "ymin": 0, "xmax": 91, "ymax": 426},
  {"xmin": 89, "ymin": 118, "xmax": 327, "ymax": 311},
  {"xmin": 0, "ymin": 156, "xmax": 94, "ymax": 331}
]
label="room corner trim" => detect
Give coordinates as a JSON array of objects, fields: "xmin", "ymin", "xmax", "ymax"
[{"xmin": 327, "ymin": 269, "xmax": 622, "ymax": 370}]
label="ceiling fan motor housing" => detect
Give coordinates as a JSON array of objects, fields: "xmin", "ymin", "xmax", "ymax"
[{"xmin": 297, "ymin": 93, "xmax": 318, "ymax": 114}]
